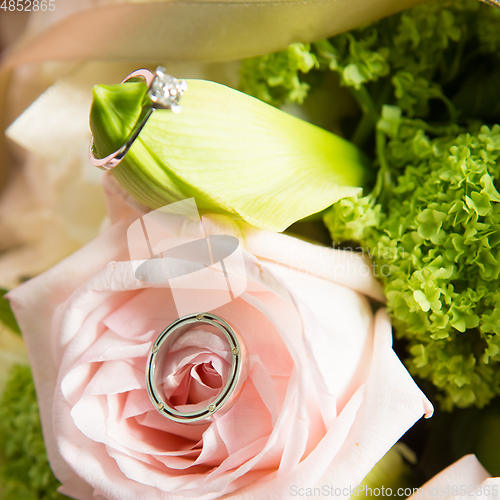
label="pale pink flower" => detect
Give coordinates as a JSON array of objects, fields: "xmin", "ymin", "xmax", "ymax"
[{"xmin": 9, "ymin": 188, "xmax": 432, "ymax": 500}]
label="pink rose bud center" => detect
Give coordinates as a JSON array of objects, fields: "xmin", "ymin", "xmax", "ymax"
[{"xmin": 161, "ymin": 326, "xmax": 232, "ymax": 411}]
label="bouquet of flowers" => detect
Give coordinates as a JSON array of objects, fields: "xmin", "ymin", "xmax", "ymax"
[{"xmin": 1, "ymin": 0, "xmax": 500, "ymax": 498}]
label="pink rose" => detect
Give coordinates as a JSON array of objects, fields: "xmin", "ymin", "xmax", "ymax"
[{"xmin": 9, "ymin": 188, "xmax": 432, "ymax": 500}]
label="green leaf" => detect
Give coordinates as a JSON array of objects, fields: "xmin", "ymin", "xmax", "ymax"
[
  {"xmin": 451, "ymin": 401, "xmax": 500, "ymax": 477},
  {"xmin": 0, "ymin": 289, "xmax": 20, "ymax": 335},
  {"xmin": 90, "ymin": 80, "xmax": 369, "ymax": 232},
  {"xmin": 356, "ymin": 444, "xmax": 418, "ymax": 498}
]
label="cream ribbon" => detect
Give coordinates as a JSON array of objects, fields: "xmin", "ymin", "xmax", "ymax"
[
  {"xmin": 1, "ymin": 0, "xmax": 428, "ymax": 65},
  {"xmin": 0, "ymin": 0, "xmax": 429, "ymax": 180}
]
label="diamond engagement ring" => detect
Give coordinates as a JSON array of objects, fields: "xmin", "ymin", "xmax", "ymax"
[
  {"xmin": 146, "ymin": 313, "xmax": 249, "ymax": 424},
  {"xmin": 89, "ymin": 66, "xmax": 187, "ymax": 171}
]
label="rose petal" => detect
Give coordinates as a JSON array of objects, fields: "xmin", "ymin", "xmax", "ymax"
[
  {"xmin": 408, "ymin": 455, "xmax": 491, "ymax": 500},
  {"xmin": 201, "ymin": 214, "xmax": 385, "ymax": 302},
  {"xmin": 7, "ymin": 218, "xmax": 134, "ymax": 484}
]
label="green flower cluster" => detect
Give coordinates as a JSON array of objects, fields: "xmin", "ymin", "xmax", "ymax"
[
  {"xmin": 240, "ymin": 0, "xmax": 500, "ymax": 409},
  {"xmin": 241, "ymin": 0, "xmax": 496, "ymax": 119},
  {"xmin": 240, "ymin": 43, "xmax": 318, "ymax": 107},
  {"xmin": 327, "ymin": 118, "xmax": 500, "ymax": 410},
  {"xmin": 0, "ymin": 364, "xmax": 67, "ymax": 500}
]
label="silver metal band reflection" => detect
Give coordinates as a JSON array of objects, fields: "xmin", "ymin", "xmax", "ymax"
[
  {"xmin": 479, "ymin": 0, "xmax": 500, "ymax": 7},
  {"xmin": 88, "ymin": 66, "xmax": 187, "ymax": 171},
  {"xmin": 146, "ymin": 313, "xmax": 248, "ymax": 424}
]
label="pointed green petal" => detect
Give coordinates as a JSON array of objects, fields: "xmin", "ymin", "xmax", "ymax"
[{"xmin": 90, "ymin": 79, "xmax": 369, "ymax": 231}]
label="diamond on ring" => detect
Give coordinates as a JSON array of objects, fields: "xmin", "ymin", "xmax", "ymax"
[
  {"xmin": 148, "ymin": 67, "xmax": 188, "ymax": 114},
  {"xmin": 89, "ymin": 67, "xmax": 188, "ymax": 170}
]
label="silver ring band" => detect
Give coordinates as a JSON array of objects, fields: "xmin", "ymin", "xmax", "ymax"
[
  {"xmin": 89, "ymin": 66, "xmax": 187, "ymax": 171},
  {"xmin": 146, "ymin": 313, "xmax": 248, "ymax": 424}
]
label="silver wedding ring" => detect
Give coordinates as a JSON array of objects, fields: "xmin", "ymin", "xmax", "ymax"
[
  {"xmin": 146, "ymin": 313, "xmax": 248, "ymax": 424},
  {"xmin": 89, "ymin": 66, "xmax": 187, "ymax": 171}
]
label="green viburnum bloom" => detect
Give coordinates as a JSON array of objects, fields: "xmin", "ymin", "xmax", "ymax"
[
  {"xmin": 0, "ymin": 365, "xmax": 68, "ymax": 500},
  {"xmin": 90, "ymin": 79, "xmax": 369, "ymax": 232},
  {"xmin": 328, "ymin": 120, "xmax": 500, "ymax": 410},
  {"xmin": 323, "ymin": 0, "xmax": 500, "ymax": 411},
  {"xmin": 0, "ymin": 291, "xmax": 65, "ymax": 499},
  {"xmin": 241, "ymin": 0, "xmax": 500, "ymax": 409},
  {"xmin": 0, "ymin": 290, "xmax": 27, "ymax": 396}
]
